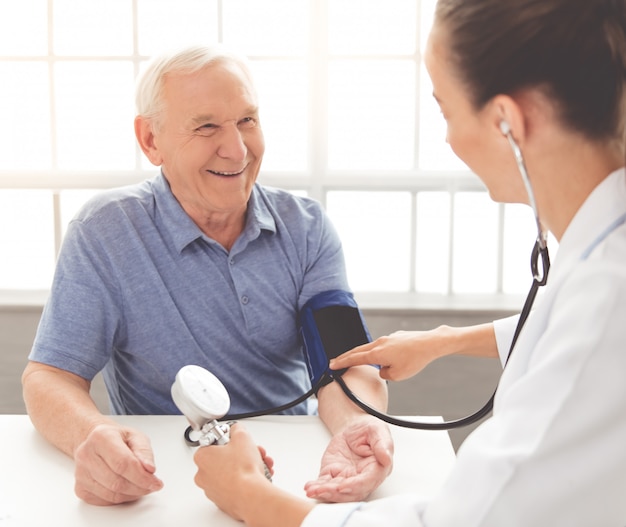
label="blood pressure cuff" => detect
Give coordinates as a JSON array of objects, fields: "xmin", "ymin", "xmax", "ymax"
[{"xmin": 298, "ymin": 290, "xmax": 372, "ymax": 388}]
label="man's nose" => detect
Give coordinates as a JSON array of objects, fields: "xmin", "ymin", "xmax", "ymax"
[{"xmin": 217, "ymin": 123, "xmax": 247, "ymax": 161}]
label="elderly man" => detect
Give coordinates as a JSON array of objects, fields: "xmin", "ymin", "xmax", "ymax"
[{"xmin": 22, "ymin": 45, "xmax": 392, "ymax": 507}]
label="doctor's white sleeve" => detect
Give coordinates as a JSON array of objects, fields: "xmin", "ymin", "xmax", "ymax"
[
  {"xmin": 302, "ymin": 494, "xmax": 431, "ymax": 527},
  {"xmin": 492, "ymin": 314, "xmax": 519, "ymax": 366}
]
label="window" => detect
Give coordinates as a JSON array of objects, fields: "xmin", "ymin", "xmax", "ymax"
[{"xmin": 0, "ymin": 0, "xmax": 546, "ymax": 305}]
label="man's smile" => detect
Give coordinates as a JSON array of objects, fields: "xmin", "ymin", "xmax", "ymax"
[{"xmin": 207, "ymin": 166, "xmax": 246, "ymax": 177}]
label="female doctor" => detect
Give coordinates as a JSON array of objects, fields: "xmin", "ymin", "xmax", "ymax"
[{"xmin": 192, "ymin": 0, "xmax": 626, "ymax": 525}]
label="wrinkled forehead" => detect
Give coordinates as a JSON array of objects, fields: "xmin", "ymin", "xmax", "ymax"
[
  {"xmin": 172, "ymin": 60, "xmax": 255, "ymax": 96},
  {"xmin": 158, "ymin": 61, "xmax": 259, "ymax": 123}
]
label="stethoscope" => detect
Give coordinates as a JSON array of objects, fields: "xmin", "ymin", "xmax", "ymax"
[{"xmin": 172, "ymin": 120, "xmax": 552, "ymax": 438}]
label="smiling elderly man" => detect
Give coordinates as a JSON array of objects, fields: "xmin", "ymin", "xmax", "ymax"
[{"xmin": 22, "ymin": 45, "xmax": 393, "ymax": 507}]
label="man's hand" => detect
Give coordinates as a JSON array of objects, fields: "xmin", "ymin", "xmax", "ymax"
[
  {"xmin": 304, "ymin": 415, "xmax": 393, "ymax": 503},
  {"xmin": 73, "ymin": 423, "xmax": 163, "ymax": 505}
]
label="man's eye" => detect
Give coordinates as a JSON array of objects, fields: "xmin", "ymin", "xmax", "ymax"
[
  {"xmin": 196, "ymin": 124, "xmax": 217, "ymax": 136},
  {"xmin": 239, "ymin": 117, "xmax": 257, "ymax": 128}
]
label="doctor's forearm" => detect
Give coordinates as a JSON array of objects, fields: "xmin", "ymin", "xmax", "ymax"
[{"xmin": 436, "ymin": 322, "xmax": 499, "ymax": 359}]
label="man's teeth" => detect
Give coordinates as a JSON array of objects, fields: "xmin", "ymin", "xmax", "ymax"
[{"xmin": 209, "ymin": 169, "xmax": 243, "ymax": 176}]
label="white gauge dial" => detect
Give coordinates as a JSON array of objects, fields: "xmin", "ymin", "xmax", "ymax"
[{"xmin": 171, "ymin": 365, "xmax": 231, "ymax": 430}]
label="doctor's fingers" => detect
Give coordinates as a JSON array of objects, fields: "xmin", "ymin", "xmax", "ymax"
[
  {"xmin": 330, "ymin": 344, "xmax": 387, "ymax": 370},
  {"xmin": 195, "ymin": 425, "xmax": 265, "ymax": 474}
]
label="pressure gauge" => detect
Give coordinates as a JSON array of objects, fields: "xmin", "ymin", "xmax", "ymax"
[
  {"xmin": 171, "ymin": 365, "xmax": 272, "ymax": 480},
  {"xmin": 171, "ymin": 365, "xmax": 230, "ymax": 435}
]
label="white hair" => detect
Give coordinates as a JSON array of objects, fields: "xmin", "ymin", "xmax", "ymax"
[{"xmin": 135, "ymin": 44, "xmax": 256, "ymax": 126}]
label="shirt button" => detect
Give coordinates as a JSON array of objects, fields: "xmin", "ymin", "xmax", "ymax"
[
  {"xmin": 241, "ymin": 295, "xmax": 249, "ymax": 305},
  {"xmin": 229, "ymin": 258, "xmax": 235, "ymax": 265}
]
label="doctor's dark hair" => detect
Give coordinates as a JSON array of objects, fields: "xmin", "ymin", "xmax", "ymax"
[{"xmin": 434, "ymin": 0, "xmax": 626, "ymax": 142}]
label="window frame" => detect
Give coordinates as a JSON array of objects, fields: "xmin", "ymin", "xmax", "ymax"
[{"xmin": 0, "ymin": 0, "xmax": 530, "ymax": 311}]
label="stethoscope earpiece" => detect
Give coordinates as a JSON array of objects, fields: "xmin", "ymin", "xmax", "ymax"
[{"xmin": 499, "ymin": 120, "xmax": 511, "ymax": 136}]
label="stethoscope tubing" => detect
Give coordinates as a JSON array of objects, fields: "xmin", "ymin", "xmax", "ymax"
[{"xmin": 331, "ymin": 239, "xmax": 549, "ymax": 430}]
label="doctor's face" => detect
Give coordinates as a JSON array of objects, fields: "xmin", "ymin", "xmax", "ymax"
[
  {"xmin": 145, "ymin": 60, "xmax": 265, "ymax": 217},
  {"xmin": 424, "ymin": 24, "xmax": 524, "ymax": 203}
]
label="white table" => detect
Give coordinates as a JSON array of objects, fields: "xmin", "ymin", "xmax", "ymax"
[{"xmin": 0, "ymin": 415, "xmax": 455, "ymax": 526}]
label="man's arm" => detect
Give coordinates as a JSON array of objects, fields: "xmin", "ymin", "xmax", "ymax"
[
  {"xmin": 22, "ymin": 361, "xmax": 163, "ymax": 505},
  {"xmin": 316, "ymin": 365, "xmax": 388, "ymax": 434}
]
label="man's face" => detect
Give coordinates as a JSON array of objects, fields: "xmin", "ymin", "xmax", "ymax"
[{"xmin": 147, "ymin": 61, "xmax": 265, "ymax": 217}]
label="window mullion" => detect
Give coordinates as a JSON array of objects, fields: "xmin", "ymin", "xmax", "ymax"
[
  {"xmin": 308, "ymin": 0, "xmax": 329, "ymax": 205},
  {"xmin": 52, "ymin": 190, "xmax": 62, "ymax": 259},
  {"xmin": 447, "ymin": 190, "xmax": 456, "ymax": 295},
  {"xmin": 409, "ymin": 192, "xmax": 418, "ymax": 292},
  {"xmin": 497, "ymin": 203, "xmax": 506, "ymax": 293}
]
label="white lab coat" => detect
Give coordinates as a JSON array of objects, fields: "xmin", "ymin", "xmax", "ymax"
[{"xmin": 303, "ymin": 168, "xmax": 626, "ymax": 527}]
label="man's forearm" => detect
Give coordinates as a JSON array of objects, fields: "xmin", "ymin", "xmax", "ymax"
[
  {"xmin": 22, "ymin": 361, "xmax": 114, "ymax": 458},
  {"xmin": 316, "ymin": 365, "xmax": 388, "ymax": 434}
]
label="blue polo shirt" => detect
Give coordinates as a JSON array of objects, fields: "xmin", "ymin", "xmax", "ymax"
[{"xmin": 30, "ymin": 173, "xmax": 350, "ymax": 415}]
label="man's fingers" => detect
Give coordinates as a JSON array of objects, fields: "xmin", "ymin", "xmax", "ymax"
[
  {"xmin": 127, "ymin": 431, "xmax": 158, "ymax": 473},
  {"xmin": 74, "ymin": 425, "xmax": 163, "ymax": 505}
]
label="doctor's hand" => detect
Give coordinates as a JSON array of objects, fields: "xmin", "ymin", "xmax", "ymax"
[
  {"xmin": 304, "ymin": 415, "xmax": 393, "ymax": 503},
  {"xmin": 73, "ymin": 423, "xmax": 163, "ymax": 505},
  {"xmin": 330, "ymin": 324, "xmax": 498, "ymax": 382},
  {"xmin": 193, "ymin": 424, "xmax": 276, "ymax": 521},
  {"xmin": 330, "ymin": 329, "xmax": 451, "ymax": 382}
]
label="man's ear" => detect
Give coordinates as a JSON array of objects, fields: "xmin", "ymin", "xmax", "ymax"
[{"xmin": 134, "ymin": 115, "xmax": 163, "ymax": 166}]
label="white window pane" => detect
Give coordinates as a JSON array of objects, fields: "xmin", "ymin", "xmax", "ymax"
[
  {"xmin": 0, "ymin": 0, "xmax": 48, "ymax": 56},
  {"xmin": 53, "ymin": 0, "xmax": 133, "ymax": 56},
  {"xmin": 416, "ymin": 192, "xmax": 450, "ymax": 294},
  {"xmin": 326, "ymin": 191, "xmax": 411, "ymax": 292},
  {"xmin": 0, "ymin": 62, "xmax": 51, "ymax": 169},
  {"xmin": 452, "ymin": 192, "xmax": 498, "ymax": 293},
  {"xmin": 419, "ymin": 0, "xmax": 437, "ymax": 50},
  {"xmin": 223, "ymin": 0, "xmax": 308, "ymax": 56},
  {"xmin": 251, "ymin": 60, "xmax": 308, "ymax": 172},
  {"xmin": 329, "ymin": 0, "xmax": 416, "ymax": 55},
  {"xmin": 136, "ymin": 59, "xmax": 159, "ymax": 171},
  {"xmin": 328, "ymin": 60, "xmax": 415, "ymax": 171},
  {"xmin": 55, "ymin": 62, "xmax": 136, "ymax": 170},
  {"xmin": 0, "ymin": 190, "xmax": 55, "ymax": 290},
  {"xmin": 59, "ymin": 189, "xmax": 101, "ymax": 237},
  {"xmin": 503, "ymin": 204, "xmax": 537, "ymax": 294},
  {"xmin": 502, "ymin": 205, "xmax": 561, "ymax": 295},
  {"xmin": 141, "ymin": 154, "xmax": 158, "ymax": 172},
  {"xmin": 137, "ymin": 0, "xmax": 218, "ymax": 57},
  {"xmin": 418, "ymin": 64, "xmax": 466, "ymax": 171},
  {"xmin": 417, "ymin": 2, "xmax": 467, "ymax": 172}
]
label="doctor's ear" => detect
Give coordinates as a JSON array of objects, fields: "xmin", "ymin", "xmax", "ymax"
[{"xmin": 491, "ymin": 94, "xmax": 526, "ymax": 142}]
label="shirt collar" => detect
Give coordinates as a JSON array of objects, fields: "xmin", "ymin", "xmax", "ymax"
[{"xmin": 152, "ymin": 172, "xmax": 277, "ymax": 254}]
